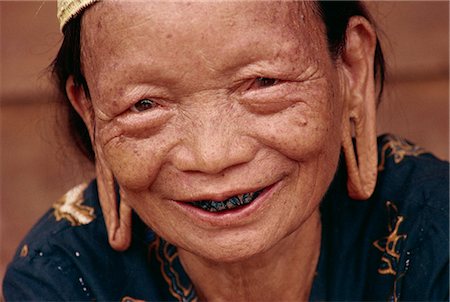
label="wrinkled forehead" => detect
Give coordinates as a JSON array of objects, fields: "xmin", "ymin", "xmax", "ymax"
[
  {"xmin": 81, "ymin": 1, "xmax": 323, "ymax": 49},
  {"xmin": 82, "ymin": 1, "xmax": 319, "ymax": 30},
  {"xmin": 80, "ymin": 1, "xmax": 327, "ymax": 85}
]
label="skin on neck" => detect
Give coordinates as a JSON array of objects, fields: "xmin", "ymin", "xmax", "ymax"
[{"xmin": 178, "ymin": 209, "xmax": 321, "ymax": 301}]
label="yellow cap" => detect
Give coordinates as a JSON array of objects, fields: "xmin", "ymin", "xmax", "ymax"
[{"xmin": 57, "ymin": 0, "xmax": 98, "ymax": 30}]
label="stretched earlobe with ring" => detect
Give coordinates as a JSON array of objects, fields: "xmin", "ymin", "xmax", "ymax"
[
  {"xmin": 340, "ymin": 16, "xmax": 378, "ymax": 200},
  {"xmin": 95, "ymin": 148, "xmax": 132, "ymax": 251},
  {"xmin": 341, "ymin": 103, "xmax": 378, "ymax": 200},
  {"xmin": 64, "ymin": 75, "xmax": 132, "ymax": 250}
]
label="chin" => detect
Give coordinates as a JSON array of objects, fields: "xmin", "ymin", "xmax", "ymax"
[{"xmin": 178, "ymin": 229, "xmax": 278, "ymax": 264}]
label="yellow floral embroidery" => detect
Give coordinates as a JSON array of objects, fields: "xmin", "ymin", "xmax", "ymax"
[
  {"xmin": 53, "ymin": 183, "xmax": 95, "ymax": 226},
  {"xmin": 20, "ymin": 244, "xmax": 29, "ymax": 257},
  {"xmin": 378, "ymin": 135, "xmax": 426, "ymax": 171},
  {"xmin": 373, "ymin": 201, "xmax": 407, "ymax": 275},
  {"xmin": 373, "ymin": 201, "xmax": 408, "ymax": 302}
]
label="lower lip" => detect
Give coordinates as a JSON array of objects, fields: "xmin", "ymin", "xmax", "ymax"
[{"xmin": 171, "ymin": 181, "xmax": 281, "ymax": 227}]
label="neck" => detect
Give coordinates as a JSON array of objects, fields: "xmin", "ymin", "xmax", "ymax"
[{"xmin": 178, "ymin": 209, "xmax": 322, "ymax": 302}]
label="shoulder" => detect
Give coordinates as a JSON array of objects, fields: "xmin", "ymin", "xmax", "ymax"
[
  {"xmin": 377, "ymin": 133, "xmax": 448, "ymax": 200},
  {"xmin": 3, "ymin": 182, "xmax": 101, "ymax": 300},
  {"xmin": 375, "ymin": 134, "xmax": 448, "ymax": 247},
  {"xmin": 315, "ymin": 134, "xmax": 448, "ymax": 300},
  {"xmin": 374, "ymin": 134, "xmax": 449, "ymax": 300},
  {"xmin": 2, "ymin": 181, "xmax": 166, "ymax": 301}
]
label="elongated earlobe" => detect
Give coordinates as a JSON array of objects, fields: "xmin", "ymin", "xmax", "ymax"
[
  {"xmin": 95, "ymin": 147, "xmax": 132, "ymax": 251},
  {"xmin": 340, "ymin": 17, "xmax": 378, "ymax": 200},
  {"xmin": 66, "ymin": 75, "xmax": 132, "ymax": 250},
  {"xmin": 342, "ymin": 109, "xmax": 377, "ymax": 200}
]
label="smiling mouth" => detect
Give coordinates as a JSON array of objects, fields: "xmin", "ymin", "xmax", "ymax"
[{"xmin": 188, "ymin": 189, "xmax": 263, "ymax": 213}]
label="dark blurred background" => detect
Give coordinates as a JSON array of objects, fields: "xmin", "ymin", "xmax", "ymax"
[{"xmin": 1, "ymin": 1, "xmax": 448, "ymax": 291}]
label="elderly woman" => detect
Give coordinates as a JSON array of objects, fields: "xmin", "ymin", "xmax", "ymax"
[{"xmin": 3, "ymin": 0, "xmax": 448, "ymax": 301}]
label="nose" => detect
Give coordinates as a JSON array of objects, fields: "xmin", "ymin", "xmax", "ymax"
[{"xmin": 171, "ymin": 111, "xmax": 257, "ymax": 175}]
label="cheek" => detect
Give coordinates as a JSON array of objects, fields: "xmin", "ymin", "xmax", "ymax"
[
  {"xmin": 251, "ymin": 83, "xmax": 343, "ymax": 161},
  {"xmin": 101, "ymin": 134, "xmax": 172, "ymax": 191}
]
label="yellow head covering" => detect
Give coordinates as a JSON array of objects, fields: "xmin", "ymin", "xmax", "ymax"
[{"xmin": 57, "ymin": 0, "xmax": 98, "ymax": 30}]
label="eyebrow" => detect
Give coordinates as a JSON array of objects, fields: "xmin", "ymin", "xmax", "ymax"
[{"xmin": 99, "ymin": 36, "xmax": 311, "ymax": 93}]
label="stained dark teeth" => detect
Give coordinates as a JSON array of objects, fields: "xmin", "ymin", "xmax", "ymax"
[
  {"xmin": 242, "ymin": 193, "xmax": 250, "ymax": 204},
  {"xmin": 252, "ymin": 190, "xmax": 261, "ymax": 200},
  {"xmin": 212, "ymin": 201, "xmax": 223, "ymax": 211},
  {"xmin": 190, "ymin": 189, "xmax": 264, "ymax": 212},
  {"xmin": 230, "ymin": 196, "xmax": 240, "ymax": 206}
]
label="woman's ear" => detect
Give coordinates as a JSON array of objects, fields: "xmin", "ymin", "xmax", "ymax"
[
  {"xmin": 66, "ymin": 76, "xmax": 132, "ymax": 250},
  {"xmin": 65, "ymin": 76, "xmax": 95, "ymax": 139},
  {"xmin": 95, "ymin": 149, "xmax": 132, "ymax": 251},
  {"xmin": 339, "ymin": 16, "xmax": 378, "ymax": 200}
]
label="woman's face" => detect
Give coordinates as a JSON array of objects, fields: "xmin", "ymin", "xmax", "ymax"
[{"xmin": 81, "ymin": 1, "xmax": 344, "ymax": 262}]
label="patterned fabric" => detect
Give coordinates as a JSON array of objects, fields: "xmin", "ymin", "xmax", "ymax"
[
  {"xmin": 53, "ymin": 183, "xmax": 95, "ymax": 226},
  {"xmin": 149, "ymin": 237, "xmax": 198, "ymax": 302},
  {"xmin": 3, "ymin": 134, "xmax": 449, "ymax": 301},
  {"xmin": 57, "ymin": 0, "xmax": 98, "ymax": 30}
]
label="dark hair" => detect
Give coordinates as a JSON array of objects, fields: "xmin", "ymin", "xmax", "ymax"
[
  {"xmin": 316, "ymin": 1, "xmax": 385, "ymax": 99},
  {"xmin": 52, "ymin": 1, "xmax": 386, "ymax": 162},
  {"xmin": 52, "ymin": 16, "xmax": 94, "ymax": 161}
]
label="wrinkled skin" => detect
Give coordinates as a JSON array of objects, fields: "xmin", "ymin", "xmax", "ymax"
[{"xmin": 68, "ymin": 1, "xmax": 376, "ymax": 300}]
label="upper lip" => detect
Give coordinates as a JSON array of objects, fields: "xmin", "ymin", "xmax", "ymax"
[{"xmin": 173, "ymin": 185, "xmax": 268, "ymax": 203}]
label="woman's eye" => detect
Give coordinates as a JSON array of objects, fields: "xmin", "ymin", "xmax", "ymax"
[
  {"xmin": 131, "ymin": 98, "xmax": 156, "ymax": 112},
  {"xmin": 254, "ymin": 77, "xmax": 279, "ymax": 88}
]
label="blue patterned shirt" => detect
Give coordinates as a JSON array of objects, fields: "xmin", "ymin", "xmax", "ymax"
[{"xmin": 3, "ymin": 135, "xmax": 449, "ymax": 301}]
